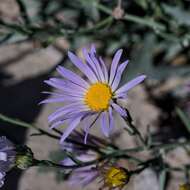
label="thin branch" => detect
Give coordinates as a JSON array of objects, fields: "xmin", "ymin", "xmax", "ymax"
[
  {"xmin": 0, "ymin": 113, "xmax": 60, "ymax": 140},
  {"xmin": 95, "ymin": 3, "xmax": 165, "ymax": 31}
]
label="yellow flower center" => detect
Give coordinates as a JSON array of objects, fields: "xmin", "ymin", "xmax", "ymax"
[
  {"xmin": 179, "ymin": 184, "xmax": 190, "ymax": 190},
  {"xmin": 105, "ymin": 167, "xmax": 129, "ymax": 188},
  {"xmin": 85, "ymin": 83, "xmax": 112, "ymax": 111}
]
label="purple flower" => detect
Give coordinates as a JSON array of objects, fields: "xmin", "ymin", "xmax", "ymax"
[
  {"xmin": 0, "ymin": 137, "xmax": 16, "ymax": 188},
  {"xmin": 42, "ymin": 45, "xmax": 146, "ymax": 143}
]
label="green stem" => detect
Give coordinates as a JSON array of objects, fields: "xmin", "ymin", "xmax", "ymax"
[
  {"xmin": 123, "ymin": 109, "xmax": 146, "ymax": 146},
  {"xmin": 120, "ymin": 140, "xmax": 190, "ymax": 153},
  {"xmin": 95, "ymin": 3, "xmax": 165, "ymax": 31},
  {"xmin": 175, "ymin": 107, "xmax": 190, "ymax": 133},
  {"xmin": 34, "ymin": 150, "xmax": 143, "ymax": 169},
  {"xmin": 64, "ymin": 151, "xmax": 83, "ymax": 165},
  {"xmin": 0, "ymin": 20, "xmax": 31, "ymax": 35},
  {"xmin": 151, "ymin": 140, "xmax": 190, "ymax": 151},
  {"xmin": 0, "ymin": 113, "xmax": 113, "ymax": 155},
  {"xmin": 36, "ymin": 154, "xmax": 189, "ymax": 176},
  {"xmin": 127, "ymin": 121, "xmax": 146, "ymax": 146},
  {"xmin": 164, "ymin": 166, "xmax": 190, "ymax": 173},
  {"xmin": 0, "ymin": 113, "xmax": 60, "ymax": 140},
  {"xmin": 78, "ymin": 16, "xmax": 113, "ymax": 34},
  {"xmin": 95, "ymin": 3, "xmax": 186, "ymax": 43}
]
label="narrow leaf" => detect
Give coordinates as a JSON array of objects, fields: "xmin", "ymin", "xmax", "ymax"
[
  {"xmin": 159, "ymin": 170, "xmax": 167, "ymax": 190},
  {"xmin": 176, "ymin": 107, "xmax": 190, "ymax": 133}
]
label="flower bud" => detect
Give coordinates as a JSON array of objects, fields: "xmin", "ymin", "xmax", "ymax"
[{"xmin": 15, "ymin": 146, "xmax": 34, "ymax": 170}]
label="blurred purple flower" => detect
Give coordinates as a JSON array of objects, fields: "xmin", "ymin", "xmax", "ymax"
[
  {"xmin": 61, "ymin": 131, "xmax": 102, "ymax": 186},
  {"xmin": 0, "ymin": 137, "xmax": 16, "ymax": 188},
  {"xmin": 62, "ymin": 130, "xmax": 108, "ymax": 155},
  {"xmin": 67, "ymin": 166, "xmax": 98, "ymax": 187},
  {"xmin": 42, "ymin": 45, "xmax": 146, "ymax": 143}
]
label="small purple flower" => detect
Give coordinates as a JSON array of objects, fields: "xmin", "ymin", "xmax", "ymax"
[
  {"xmin": 42, "ymin": 45, "xmax": 146, "ymax": 143},
  {"xmin": 0, "ymin": 137, "xmax": 16, "ymax": 188}
]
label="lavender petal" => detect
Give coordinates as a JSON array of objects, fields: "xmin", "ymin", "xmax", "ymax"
[
  {"xmin": 82, "ymin": 48, "xmax": 101, "ymax": 81},
  {"xmin": 68, "ymin": 51, "xmax": 98, "ymax": 83},
  {"xmin": 115, "ymin": 75, "xmax": 146, "ymax": 97},
  {"xmin": 90, "ymin": 54, "xmax": 105, "ymax": 82},
  {"xmin": 60, "ymin": 116, "xmax": 82, "ymax": 143},
  {"xmin": 48, "ymin": 104, "xmax": 89, "ymax": 123},
  {"xmin": 99, "ymin": 57, "xmax": 108, "ymax": 83},
  {"xmin": 100, "ymin": 112, "xmax": 109, "ymax": 137},
  {"xmin": 109, "ymin": 49, "xmax": 123, "ymax": 85},
  {"xmin": 111, "ymin": 60, "xmax": 129, "ymax": 91},
  {"xmin": 112, "ymin": 103, "xmax": 127, "ymax": 117},
  {"xmin": 108, "ymin": 107, "xmax": 114, "ymax": 132},
  {"xmin": 56, "ymin": 66, "xmax": 89, "ymax": 89}
]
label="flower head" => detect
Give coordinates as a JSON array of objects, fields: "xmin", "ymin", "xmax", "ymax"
[
  {"xmin": 42, "ymin": 45, "xmax": 146, "ymax": 143},
  {"xmin": 0, "ymin": 136, "xmax": 16, "ymax": 188}
]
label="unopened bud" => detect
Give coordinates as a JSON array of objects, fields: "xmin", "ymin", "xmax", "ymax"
[
  {"xmin": 112, "ymin": 6, "xmax": 125, "ymax": 20},
  {"xmin": 16, "ymin": 146, "xmax": 34, "ymax": 170}
]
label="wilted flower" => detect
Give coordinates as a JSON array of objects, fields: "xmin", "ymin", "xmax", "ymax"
[
  {"xmin": 42, "ymin": 45, "xmax": 146, "ymax": 142},
  {"xmin": 179, "ymin": 183, "xmax": 190, "ymax": 190},
  {"xmin": 0, "ymin": 136, "xmax": 16, "ymax": 188},
  {"xmin": 100, "ymin": 165, "xmax": 130, "ymax": 190}
]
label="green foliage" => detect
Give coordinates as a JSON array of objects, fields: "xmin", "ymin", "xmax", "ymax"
[
  {"xmin": 176, "ymin": 107, "xmax": 190, "ymax": 134},
  {"xmin": 163, "ymin": 4, "xmax": 190, "ymax": 26},
  {"xmin": 159, "ymin": 170, "xmax": 168, "ymax": 190},
  {"xmin": 122, "ymin": 33, "xmax": 190, "ymax": 82}
]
